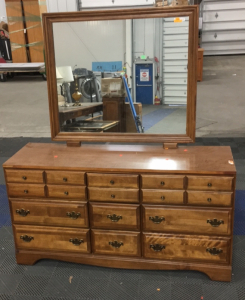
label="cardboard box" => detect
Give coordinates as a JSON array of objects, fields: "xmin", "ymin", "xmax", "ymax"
[
  {"xmin": 101, "ymin": 77, "xmax": 125, "ymax": 97},
  {"xmin": 172, "ymin": 0, "xmax": 189, "ymax": 6}
]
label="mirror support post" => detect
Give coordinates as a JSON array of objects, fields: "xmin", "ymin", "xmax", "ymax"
[{"xmin": 67, "ymin": 141, "xmax": 81, "ymax": 147}]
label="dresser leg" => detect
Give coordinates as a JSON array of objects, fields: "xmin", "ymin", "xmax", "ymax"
[
  {"xmin": 16, "ymin": 251, "xmax": 42, "ymax": 265},
  {"xmin": 202, "ymin": 267, "xmax": 232, "ymax": 282}
]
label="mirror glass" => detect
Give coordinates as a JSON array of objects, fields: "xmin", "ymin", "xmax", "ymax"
[{"xmin": 53, "ymin": 16, "xmax": 189, "ymax": 134}]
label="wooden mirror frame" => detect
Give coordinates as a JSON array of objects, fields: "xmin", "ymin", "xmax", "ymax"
[{"xmin": 43, "ymin": 6, "xmax": 198, "ymax": 144}]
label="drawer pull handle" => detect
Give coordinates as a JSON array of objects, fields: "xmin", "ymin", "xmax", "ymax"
[
  {"xmin": 207, "ymin": 218, "xmax": 224, "ymax": 227},
  {"xmin": 150, "ymin": 244, "xmax": 165, "ymax": 252},
  {"xmin": 110, "ymin": 180, "xmax": 114, "ymax": 185},
  {"xmin": 63, "ymin": 177, "xmax": 67, "ymax": 182},
  {"xmin": 64, "ymin": 191, "xmax": 69, "ymax": 195},
  {"xmin": 107, "ymin": 214, "xmax": 122, "ymax": 222},
  {"xmin": 69, "ymin": 238, "xmax": 84, "ymax": 246},
  {"xmin": 206, "ymin": 247, "xmax": 223, "ymax": 256},
  {"xmin": 20, "ymin": 235, "xmax": 34, "ymax": 242},
  {"xmin": 109, "ymin": 241, "xmax": 123, "ymax": 248},
  {"xmin": 161, "ymin": 181, "xmax": 165, "ymax": 186},
  {"xmin": 24, "ymin": 190, "xmax": 28, "ymax": 194},
  {"xmin": 16, "ymin": 208, "xmax": 30, "ymax": 217},
  {"xmin": 67, "ymin": 211, "xmax": 81, "ymax": 220},
  {"xmin": 149, "ymin": 216, "xmax": 165, "ymax": 224},
  {"xmin": 207, "ymin": 198, "xmax": 212, "ymax": 202},
  {"xmin": 111, "ymin": 194, "xmax": 115, "ymax": 198},
  {"xmin": 22, "ymin": 176, "xmax": 27, "ymax": 180},
  {"xmin": 207, "ymin": 183, "xmax": 212, "ymax": 187},
  {"xmin": 161, "ymin": 196, "xmax": 165, "ymax": 200}
]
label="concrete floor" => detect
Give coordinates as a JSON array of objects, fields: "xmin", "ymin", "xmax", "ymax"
[{"xmin": 0, "ymin": 55, "xmax": 244, "ymax": 138}]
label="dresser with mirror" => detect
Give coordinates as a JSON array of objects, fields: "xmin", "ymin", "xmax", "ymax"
[{"xmin": 3, "ymin": 6, "xmax": 236, "ymax": 282}]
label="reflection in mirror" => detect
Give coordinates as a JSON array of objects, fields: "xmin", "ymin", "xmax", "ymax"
[{"xmin": 53, "ymin": 16, "xmax": 189, "ymax": 134}]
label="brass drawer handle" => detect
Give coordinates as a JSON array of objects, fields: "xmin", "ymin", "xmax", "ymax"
[
  {"xmin": 109, "ymin": 241, "xmax": 123, "ymax": 248},
  {"xmin": 107, "ymin": 214, "xmax": 122, "ymax": 222},
  {"xmin": 16, "ymin": 208, "xmax": 30, "ymax": 217},
  {"xmin": 24, "ymin": 190, "xmax": 28, "ymax": 194},
  {"xmin": 64, "ymin": 191, "xmax": 69, "ymax": 195},
  {"xmin": 63, "ymin": 177, "xmax": 67, "ymax": 182},
  {"xmin": 207, "ymin": 218, "xmax": 224, "ymax": 227},
  {"xmin": 67, "ymin": 211, "xmax": 81, "ymax": 220},
  {"xmin": 111, "ymin": 194, "xmax": 115, "ymax": 198},
  {"xmin": 69, "ymin": 238, "xmax": 84, "ymax": 246},
  {"xmin": 22, "ymin": 176, "xmax": 27, "ymax": 180},
  {"xmin": 150, "ymin": 244, "xmax": 165, "ymax": 252},
  {"xmin": 110, "ymin": 180, "xmax": 114, "ymax": 185},
  {"xmin": 207, "ymin": 183, "xmax": 212, "ymax": 187},
  {"xmin": 207, "ymin": 198, "xmax": 212, "ymax": 202},
  {"xmin": 161, "ymin": 196, "xmax": 165, "ymax": 200},
  {"xmin": 20, "ymin": 235, "xmax": 34, "ymax": 242},
  {"xmin": 149, "ymin": 216, "xmax": 165, "ymax": 224},
  {"xmin": 161, "ymin": 181, "xmax": 165, "ymax": 186},
  {"xmin": 206, "ymin": 247, "xmax": 223, "ymax": 256}
]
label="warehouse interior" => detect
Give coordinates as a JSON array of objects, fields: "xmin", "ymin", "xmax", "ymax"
[{"xmin": 0, "ymin": 0, "xmax": 245, "ymax": 299}]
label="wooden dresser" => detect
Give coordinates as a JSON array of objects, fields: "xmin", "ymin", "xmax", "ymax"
[{"xmin": 3, "ymin": 143, "xmax": 236, "ymax": 281}]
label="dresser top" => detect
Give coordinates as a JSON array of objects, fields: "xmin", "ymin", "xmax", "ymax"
[{"xmin": 3, "ymin": 143, "xmax": 236, "ymax": 175}]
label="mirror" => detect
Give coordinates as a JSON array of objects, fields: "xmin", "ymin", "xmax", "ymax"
[{"xmin": 43, "ymin": 7, "xmax": 198, "ymax": 144}]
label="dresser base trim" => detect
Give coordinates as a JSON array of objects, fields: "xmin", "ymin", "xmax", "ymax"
[{"xmin": 16, "ymin": 249, "xmax": 232, "ymax": 282}]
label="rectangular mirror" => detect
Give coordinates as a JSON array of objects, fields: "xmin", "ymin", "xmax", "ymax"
[{"xmin": 43, "ymin": 7, "xmax": 198, "ymax": 144}]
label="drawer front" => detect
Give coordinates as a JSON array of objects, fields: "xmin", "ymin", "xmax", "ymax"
[
  {"xmin": 163, "ymin": 26, "xmax": 189, "ymax": 35},
  {"xmin": 141, "ymin": 175, "xmax": 184, "ymax": 189},
  {"xmin": 14, "ymin": 225, "xmax": 91, "ymax": 253},
  {"xmin": 11, "ymin": 200, "xmax": 89, "ymax": 227},
  {"xmin": 47, "ymin": 185, "xmax": 86, "ymax": 199},
  {"xmin": 91, "ymin": 229, "xmax": 141, "ymax": 257},
  {"xmin": 143, "ymin": 206, "xmax": 231, "ymax": 235},
  {"xmin": 7, "ymin": 183, "xmax": 45, "ymax": 198},
  {"xmin": 89, "ymin": 203, "xmax": 140, "ymax": 230},
  {"xmin": 87, "ymin": 173, "xmax": 139, "ymax": 188},
  {"xmin": 187, "ymin": 176, "xmax": 234, "ymax": 191},
  {"xmin": 88, "ymin": 188, "xmax": 139, "ymax": 203},
  {"xmin": 46, "ymin": 171, "xmax": 85, "ymax": 185},
  {"xmin": 162, "ymin": 40, "xmax": 188, "ymax": 48},
  {"xmin": 162, "ymin": 53, "xmax": 188, "ymax": 60},
  {"xmin": 187, "ymin": 191, "xmax": 233, "ymax": 207},
  {"xmin": 143, "ymin": 233, "xmax": 230, "ymax": 263},
  {"xmin": 142, "ymin": 190, "xmax": 184, "ymax": 205},
  {"xmin": 5, "ymin": 169, "xmax": 44, "ymax": 183}
]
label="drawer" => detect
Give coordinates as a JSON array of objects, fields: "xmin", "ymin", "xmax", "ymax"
[
  {"xmin": 143, "ymin": 206, "xmax": 232, "ymax": 235},
  {"xmin": 162, "ymin": 40, "xmax": 188, "ymax": 48},
  {"xmin": 187, "ymin": 176, "xmax": 234, "ymax": 191},
  {"xmin": 143, "ymin": 233, "xmax": 230, "ymax": 263},
  {"xmin": 142, "ymin": 190, "xmax": 184, "ymax": 205},
  {"xmin": 162, "ymin": 34, "xmax": 188, "ymax": 41},
  {"xmin": 187, "ymin": 191, "xmax": 233, "ymax": 207},
  {"xmin": 88, "ymin": 188, "xmax": 139, "ymax": 203},
  {"xmin": 163, "ymin": 26, "xmax": 188, "ymax": 35},
  {"xmin": 162, "ymin": 90, "xmax": 187, "ymax": 97},
  {"xmin": 47, "ymin": 185, "xmax": 86, "ymax": 199},
  {"xmin": 7, "ymin": 183, "xmax": 45, "ymax": 198},
  {"xmin": 91, "ymin": 229, "xmax": 141, "ymax": 257},
  {"xmin": 162, "ymin": 65, "xmax": 187, "ymax": 72},
  {"xmin": 5, "ymin": 169, "xmax": 44, "ymax": 183},
  {"xmin": 46, "ymin": 171, "xmax": 85, "ymax": 185},
  {"xmin": 162, "ymin": 53, "xmax": 188, "ymax": 60},
  {"xmin": 14, "ymin": 225, "xmax": 91, "ymax": 253},
  {"xmin": 87, "ymin": 173, "xmax": 139, "ymax": 188},
  {"xmin": 89, "ymin": 203, "xmax": 140, "ymax": 230},
  {"xmin": 10, "ymin": 200, "xmax": 89, "ymax": 228},
  {"xmin": 141, "ymin": 175, "xmax": 184, "ymax": 189}
]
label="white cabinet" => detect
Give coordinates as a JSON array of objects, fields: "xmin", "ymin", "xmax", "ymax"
[{"xmin": 202, "ymin": 0, "xmax": 245, "ymax": 55}]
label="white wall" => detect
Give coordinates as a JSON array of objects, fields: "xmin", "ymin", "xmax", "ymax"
[
  {"xmin": 0, "ymin": 0, "xmax": 7, "ymax": 23},
  {"xmin": 53, "ymin": 20, "xmax": 126, "ymax": 71},
  {"xmin": 46, "ymin": 0, "xmax": 77, "ymax": 12}
]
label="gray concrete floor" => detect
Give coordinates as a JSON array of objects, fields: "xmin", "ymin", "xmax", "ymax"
[{"xmin": 0, "ymin": 55, "xmax": 244, "ymax": 138}]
